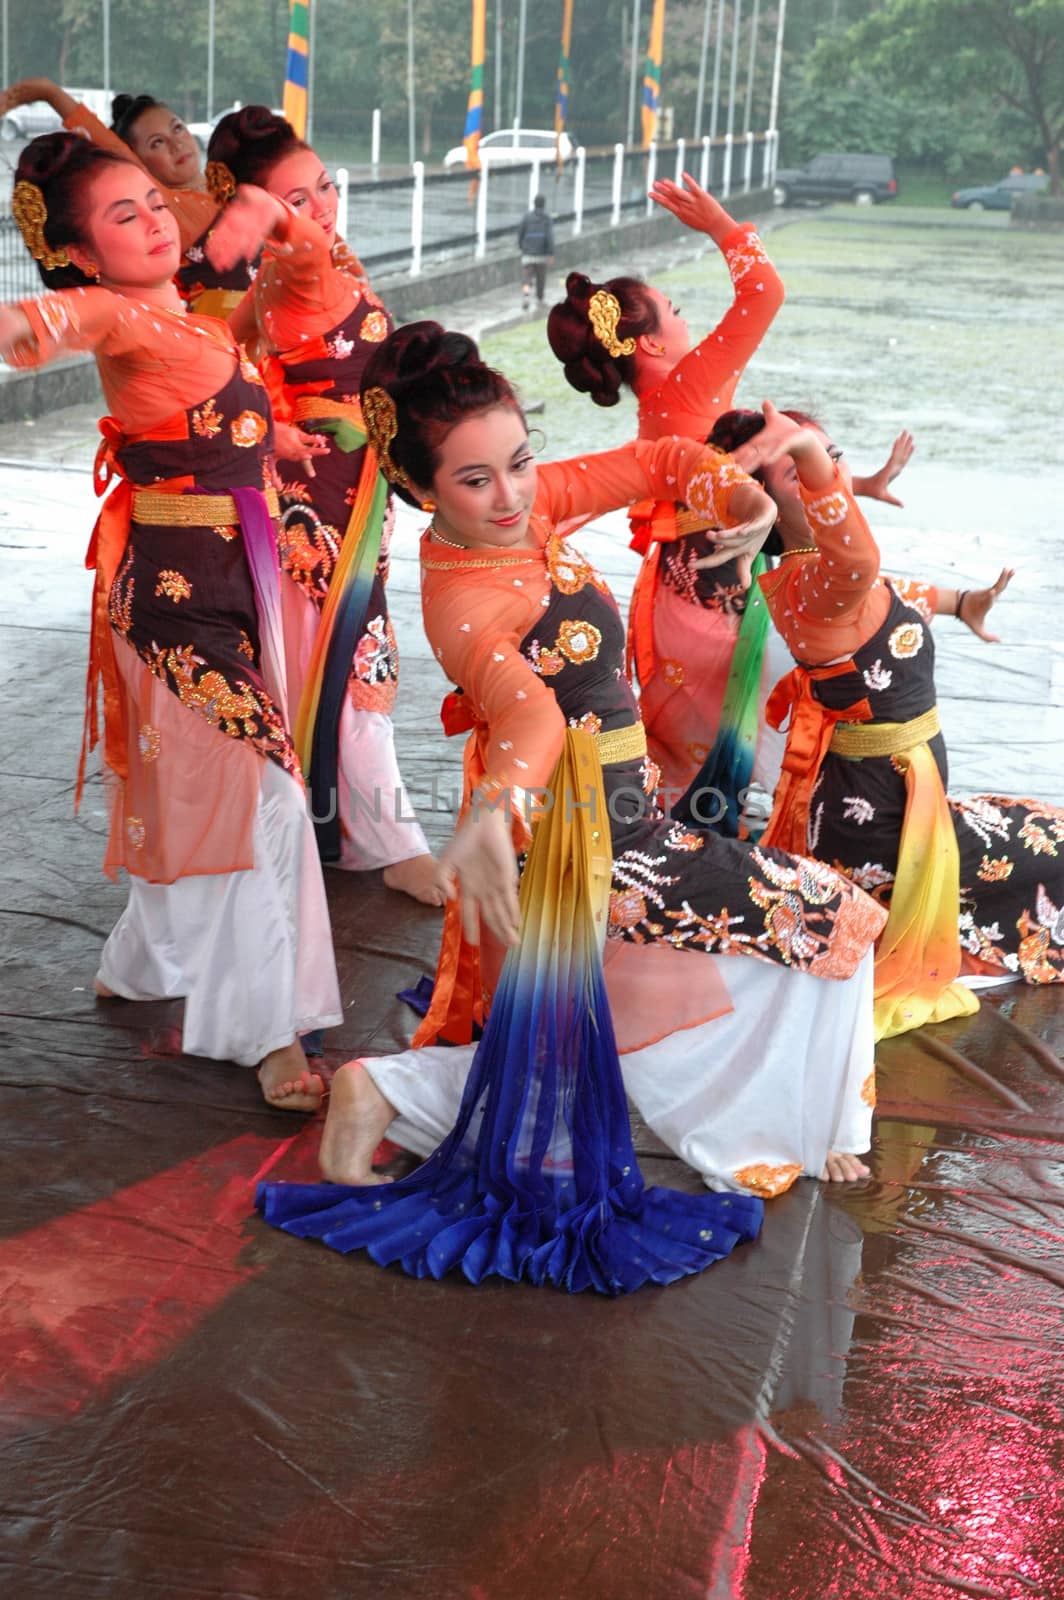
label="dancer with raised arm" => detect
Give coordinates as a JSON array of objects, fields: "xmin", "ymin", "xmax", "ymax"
[
  {"xmin": 0, "ymin": 133, "xmax": 341, "ymax": 1108},
  {"xmin": 256, "ymin": 323, "xmax": 890, "ymax": 1295},
  {"xmin": 205, "ymin": 108, "xmax": 439, "ymax": 903},
  {"xmin": 710, "ymin": 402, "xmax": 1063, "ymax": 1038}
]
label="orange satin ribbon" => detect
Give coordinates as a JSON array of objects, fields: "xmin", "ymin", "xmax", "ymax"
[
  {"xmin": 77, "ymin": 422, "xmax": 135, "ymax": 809},
  {"xmin": 758, "ymin": 661, "xmax": 872, "ymax": 855}
]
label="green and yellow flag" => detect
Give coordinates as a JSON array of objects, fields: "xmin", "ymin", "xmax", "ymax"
[
  {"xmin": 641, "ymin": 0, "xmax": 667, "ymax": 147},
  {"xmin": 463, "ymin": 0, "xmax": 487, "ymax": 169},
  {"xmin": 555, "ymin": 0, "xmax": 574, "ymax": 148},
  {"xmin": 283, "ymin": 0, "xmax": 311, "ymax": 138}
]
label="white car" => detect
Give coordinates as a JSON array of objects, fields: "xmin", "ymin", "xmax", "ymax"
[
  {"xmin": 0, "ymin": 87, "xmax": 112, "ymax": 141},
  {"xmin": 443, "ymin": 128, "xmax": 573, "ymax": 169}
]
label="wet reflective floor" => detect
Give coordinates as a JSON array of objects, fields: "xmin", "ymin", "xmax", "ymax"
[{"xmin": 1, "ymin": 210, "xmax": 1062, "ymax": 1598}]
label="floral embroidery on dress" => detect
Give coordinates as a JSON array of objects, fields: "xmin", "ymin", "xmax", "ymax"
[
  {"xmin": 685, "ymin": 459, "xmax": 746, "ymax": 525},
  {"xmin": 144, "ymin": 642, "xmax": 299, "ymax": 773},
  {"xmin": 842, "ymin": 796, "xmax": 875, "ymax": 826},
  {"xmin": 806, "ymin": 490, "xmax": 849, "ymax": 528},
  {"xmin": 155, "ymin": 570, "xmax": 192, "ymax": 603},
  {"xmin": 889, "ymin": 578, "xmax": 935, "ymax": 625},
  {"xmin": 661, "ymin": 658, "xmax": 685, "ymax": 687},
  {"xmin": 109, "ymin": 547, "xmax": 135, "ymax": 636},
  {"xmin": 888, "ymin": 621, "xmax": 924, "ymax": 660},
  {"xmin": 847, "ymin": 861, "xmax": 895, "ymax": 895},
  {"xmin": 723, "ymin": 233, "xmax": 771, "ymax": 281},
  {"xmin": 555, "ymin": 619, "xmax": 602, "ymax": 665},
  {"xmin": 138, "ymin": 725, "xmax": 161, "ymax": 764},
  {"xmin": 238, "ymin": 631, "xmax": 256, "ymax": 661},
  {"xmin": 327, "ymin": 331, "xmax": 355, "ymax": 360},
  {"xmin": 863, "ymin": 659, "xmax": 892, "ymax": 692},
  {"xmin": 1019, "ymin": 810, "xmax": 1064, "ymax": 857},
  {"xmin": 238, "ymin": 350, "xmax": 265, "ymax": 385},
  {"xmin": 230, "ymin": 410, "xmax": 268, "ymax": 449},
  {"xmin": 192, "ymin": 397, "xmax": 222, "ymax": 439},
  {"xmin": 608, "ymin": 888, "xmax": 648, "ymax": 932},
  {"xmin": 126, "ymin": 816, "xmax": 146, "ymax": 851},
  {"xmin": 1016, "ymin": 888, "xmax": 1064, "ymax": 981},
  {"xmin": 544, "ymin": 534, "xmax": 609, "ymax": 596},
  {"xmin": 568, "ymin": 711, "xmax": 603, "ymax": 734},
  {"xmin": 213, "ymin": 524, "xmax": 238, "ymax": 542},
  {"xmin": 359, "ymin": 310, "xmax": 389, "ymax": 342},
  {"xmin": 640, "ymin": 755, "xmax": 662, "ymax": 798},
  {"xmin": 956, "ymin": 797, "xmax": 1012, "ymax": 850},
  {"xmin": 277, "ymin": 505, "xmax": 341, "ymax": 598},
  {"xmin": 977, "ymin": 855, "xmax": 1013, "ymax": 883},
  {"xmin": 733, "ymin": 1162, "xmax": 802, "ymax": 1198},
  {"xmin": 664, "ymin": 823, "xmax": 705, "ymax": 853},
  {"xmin": 352, "ymin": 615, "xmax": 399, "ymax": 686},
  {"xmin": 528, "ymin": 639, "xmax": 564, "ymax": 676},
  {"xmin": 185, "ymin": 244, "xmax": 205, "ymax": 264},
  {"xmin": 860, "ymin": 1072, "xmax": 877, "ymax": 1108}
]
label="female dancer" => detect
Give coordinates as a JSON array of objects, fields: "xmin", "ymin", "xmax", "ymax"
[
  {"xmin": 709, "ymin": 402, "xmax": 1063, "ymax": 1038},
  {"xmin": 257, "ymin": 318, "xmax": 891, "ymax": 1289},
  {"xmin": 204, "ymin": 108, "xmax": 438, "ymax": 901},
  {"xmin": 0, "ymin": 78, "xmax": 259, "ymax": 319},
  {"xmin": 546, "ymin": 176, "xmax": 913, "ymax": 832},
  {"xmin": 0, "ymin": 133, "xmax": 341, "ymax": 1107}
]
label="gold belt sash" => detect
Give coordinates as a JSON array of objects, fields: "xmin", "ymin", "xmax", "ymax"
[
  {"xmin": 596, "ymin": 721, "xmax": 647, "ymax": 766},
  {"xmin": 830, "ymin": 706, "xmax": 940, "ymax": 760},
  {"xmin": 674, "ymin": 507, "xmax": 716, "ymax": 537},
  {"xmin": 131, "ymin": 487, "xmax": 280, "ymax": 526},
  {"xmin": 293, "ymin": 396, "xmax": 364, "ymax": 427},
  {"xmin": 188, "ymin": 287, "xmax": 248, "ymax": 320}
]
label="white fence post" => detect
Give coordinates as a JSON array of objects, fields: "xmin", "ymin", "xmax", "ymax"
[
  {"xmin": 371, "ymin": 108, "xmax": 381, "ymax": 179},
  {"xmin": 722, "ymin": 132, "xmax": 733, "ymax": 198},
  {"xmin": 529, "ymin": 155, "xmax": 542, "ymax": 206},
  {"xmin": 574, "ymin": 145, "xmax": 586, "ymax": 236},
  {"xmin": 743, "ymin": 129, "xmax": 754, "ymax": 192},
  {"xmin": 645, "ymin": 140, "xmax": 657, "ymax": 215},
  {"xmin": 611, "ymin": 141, "xmax": 624, "ymax": 226},
  {"xmin": 475, "ymin": 161, "xmax": 489, "ymax": 259},
  {"xmin": 335, "ymin": 166, "xmax": 350, "ymax": 241},
  {"xmin": 699, "ymin": 134, "xmax": 711, "ymax": 191},
  {"xmin": 762, "ymin": 129, "xmax": 772, "ymax": 188},
  {"xmin": 674, "ymin": 136, "xmax": 686, "ymax": 184},
  {"xmin": 410, "ymin": 160, "xmax": 424, "ymax": 277}
]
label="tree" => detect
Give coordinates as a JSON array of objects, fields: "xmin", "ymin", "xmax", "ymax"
[{"xmin": 812, "ymin": 0, "xmax": 1064, "ymax": 192}]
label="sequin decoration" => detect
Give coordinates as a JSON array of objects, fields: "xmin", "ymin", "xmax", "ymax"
[
  {"xmin": 126, "ymin": 816, "xmax": 146, "ymax": 851},
  {"xmin": 555, "ymin": 619, "xmax": 602, "ymax": 665},
  {"xmin": 230, "ymin": 410, "xmax": 268, "ymax": 449},
  {"xmin": 860, "ymin": 1071, "xmax": 877, "ymax": 1108},
  {"xmin": 137, "ymin": 725, "xmax": 161, "ymax": 764},
  {"xmin": 155, "ymin": 570, "xmax": 192, "ymax": 603},
  {"xmin": 359, "ymin": 310, "xmax": 389, "ymax": 342},
  {"xmin": 888, "ymin": 621, "xmax": 924, "ymax": 660},
  {"xmin": 733, "ymin": 1162, "xmax": 803, "ymax": 1197},
  {"xmin": 213, "ymin": 524, "xmax": 238, "ymax": 542},
  {"xmin": 192, "ymin": 398, "xmax": 223, "ymax": 439}
]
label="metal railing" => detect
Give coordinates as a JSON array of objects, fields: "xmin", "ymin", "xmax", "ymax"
[{"xmin": 0, "ymin": 130, "xmax": 778, "ymax": 305}]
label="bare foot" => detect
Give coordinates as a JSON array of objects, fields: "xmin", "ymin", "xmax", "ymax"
[
  {"xmin": 383, "ymin": 853, "xmax": 445, "ymax": 908},
  {"xmin": 258, "ymin": 1040, "xmax": 325, "ymax": 1113},
  {"xmin": 93, "ymin": 976, "xmax": 117, "ymax": 998},
  {"xmin": 319, "ymin": 1060, "xmax": 398, "ymax": 1185},
  {"xmin": 820, "ymin": 1150, "xmax": 871, "ymax": 1182}
]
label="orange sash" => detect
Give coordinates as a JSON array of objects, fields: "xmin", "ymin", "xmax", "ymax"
[
  {"xmin": 626, "ymin": 498, "xmax": 686, "ymax": 688},
  {"xmin": 77, "ymin": 423, "xmax": 134, "ymax": 809},
  {"xmin": 758, "ymin": 661, "xmax": 872, "ymax": 855}
]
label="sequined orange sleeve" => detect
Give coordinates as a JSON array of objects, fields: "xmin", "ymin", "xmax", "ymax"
[
  {"xmin": 250, "ymin": 209, "xmax": 360, "ymax": 351},
  {"xmin": 638, "ymin": 225, "xmax": 785, "ymax": 440},
  {"xmin": 758, "ymin": 469, "xmax": 887, "ymax": 663},
  {"xmin": 535, "ymin": 436, "xmax": 758, "ymax": 536},
  {"xmin": 424, "ymin": 565, "xmax": 566, "ymax": 792},
  {"xmin": 62, "ymin": 102, "xmax": 216, "ymax": 254}
]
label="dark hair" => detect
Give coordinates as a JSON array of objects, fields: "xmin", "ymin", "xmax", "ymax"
[
  {"xmin": 709, "ymin": 408, "xmax": 785, "ymax": 555},
  {"xmin": 207, "ymin": 105, "xmax": 305, "ymax": 187},
  {"xmin": 546, "ymin": 270, "xmax": 660, "ymax": 408},
  {"xmin": 533, "ymin": 193, "xmax": 545, "ymax": 210},
  {"xmin": 14, "ymin": 132, "xmax": 136, "ymax": 287},
  {"xmin": 110, "ymin": 93, "xmax": 165, "ymax": 144},
  {"xmin": 360, "ymin": 321, "xmax": 525, "ymax": 508}
]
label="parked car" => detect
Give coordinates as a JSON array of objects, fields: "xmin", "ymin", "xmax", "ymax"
[
  {"xmin": 443, "ymin": 128, "xmax": 574, "ymax": 169},
  {"xmin": 773, "ymin": 153, "xmax": 897, "ymax": 206},
  {"xmin": 950, "ymin": 172, "xmax": 1049, "ymax": 211},
  {"xmin": 0, "ymin": 87, "xmax": 112, "ymax": 141}
]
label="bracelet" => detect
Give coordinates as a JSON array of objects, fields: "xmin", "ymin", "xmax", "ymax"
[{"xmin": 955, "ymin": 590, "xmax": 968, "ymax": 621}]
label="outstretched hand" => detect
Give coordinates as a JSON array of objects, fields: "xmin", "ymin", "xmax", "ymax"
[
  {"xmin": 959, "ymin": 567, "xmax": 1015, "ymax": 643},
  {"xmin": 205, "ymin": 185, "xmax": 286, "ymax": 273},
  {"xmin": 856, "ymin": 430, "xmax": 915, "ymax": 507},
  {"xmin": 437, "ymin": 802, "xmax": 521, "ymax": 948},
  {"xmin": 692, "ymin": 481, "xmax": 778, "ymax": 588},
  {"xmin": 649, "ymin": 173, "xmax": 736, "ymax": 244}
]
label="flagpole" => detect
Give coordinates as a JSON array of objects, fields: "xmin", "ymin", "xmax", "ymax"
[
  {"xmin": 693, "ymin": 0, "xmax": 712, "ymax": 140},
  {"xmin": 407, "ymin": 0, "xmax": 416, "ymax": 164},
  {"xmin": 494, "ymin": 0, "xmax": 503, "ymax": 130},
  {"xmin": 743, "ymin": 0, "xmax": 760, "ymax": 133},
  {"xmin": 514, "ymin": 0, "xmax": 527, "ymax": 132},
  {"xmin": 625, "ymin": 0, "xmax": 641, "ymax": 148},
  {"xmin": 307, "ymin": 0, "xmax": 316, "ymax": 143},
  {"xmin": 207, "ymin": 0, "xmax": 215, "ymax": 119}
]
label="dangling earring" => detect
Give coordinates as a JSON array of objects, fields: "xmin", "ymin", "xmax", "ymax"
[
  {"xmin": 82, "ymin": 261, "xmax": 100, "ymax": 280},
  {"xmin": 422, "ymin": 498, "xmax": 436, "ymax": 512}
]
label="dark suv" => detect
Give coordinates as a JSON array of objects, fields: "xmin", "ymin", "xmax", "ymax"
[{"xmin": 773, "ymin": 153, "xmax": 897, "ymax": 206}]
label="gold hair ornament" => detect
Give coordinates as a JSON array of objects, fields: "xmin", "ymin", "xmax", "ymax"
[
  {"xmin": 205, "ymin": 160, "xmax": 237, "ymax": 205},
  {"xmin": 588, "ymin": 288, "xmax": 636, "ymax": 359},
  {"xmin": 12, "ymin": 180, "xmax": 70, "ymax": 270},
  {"xmin": 362, "ymin": 386, "xmax": 413, "ymax": 493}
]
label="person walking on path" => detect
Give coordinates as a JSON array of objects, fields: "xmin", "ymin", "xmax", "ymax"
[{"xmin": 518, "ymin": 194, "xmax": 554, "ymax": 309}]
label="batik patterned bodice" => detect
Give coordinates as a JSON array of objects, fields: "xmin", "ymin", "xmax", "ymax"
[{"xmin": 115, "ymin": 358, "xmax": 273, "ymax": 492}]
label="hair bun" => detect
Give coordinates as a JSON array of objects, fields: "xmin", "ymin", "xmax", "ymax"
[
  {"xmin": 15, "ymin": 130, "xmax": 85, "ymax": 188},
  {"xmin": 110, "ymin": 93, "xmax": 136, "ymax": 124},
  {"xmin": 207, "ymin": 106, "xmax": 301, "ymax": 187}
]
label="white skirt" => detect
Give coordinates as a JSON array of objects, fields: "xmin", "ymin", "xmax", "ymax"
[
  {"xmin": 330, "ymin": 703, "xmax": 431, "ymax": 872},
  {"xmin": 97, "ymin": 760, "xmax": 343, "ymax": 1066},
  {"xmin": 364, "ymin": 949, "xmax": 876, "ymax": 1193}
]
